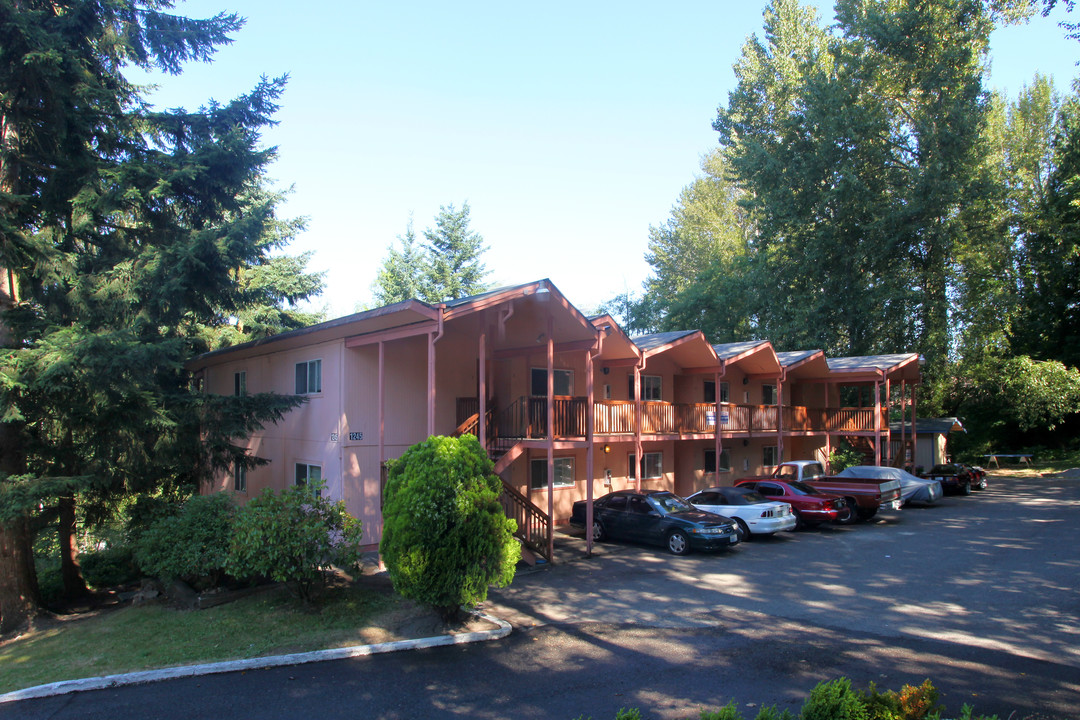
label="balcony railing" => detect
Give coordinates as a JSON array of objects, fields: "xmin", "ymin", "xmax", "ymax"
[{"xmin": 457, "ymin": 397, "xmax": 887, "ymax": 440}]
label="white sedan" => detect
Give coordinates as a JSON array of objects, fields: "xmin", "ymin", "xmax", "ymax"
[{"xmin": 685, "ymin": 486, "xmax": 797, "ymax": 540}]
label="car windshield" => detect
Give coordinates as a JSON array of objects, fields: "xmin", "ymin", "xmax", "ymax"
[
  {"xmin": 929, "ymin": 465, "xmax": 956, "ymax": 474},
  {"xmin": 649, "ymin": 493, "xmax": 693, "ymax": 514}
]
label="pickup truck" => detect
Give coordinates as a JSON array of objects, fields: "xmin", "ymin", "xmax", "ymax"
[{"xmin": 740, "ymin": 460, "xmax": 902, "ymax": 521}]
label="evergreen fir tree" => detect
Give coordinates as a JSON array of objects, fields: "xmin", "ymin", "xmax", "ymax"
[{"xmin": 0, "ymin": 0, "xmax": 308, "ymax": 632}]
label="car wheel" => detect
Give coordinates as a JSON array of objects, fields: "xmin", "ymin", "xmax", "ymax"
[
  {"xmin": 591, "ymin": 519, "xmax": 605, "ymax": 542},
  {"xmin": 962, "ymin": 481, "xmax": 973, "ymax": 496},
  {"xmin": 837, "ymin": 498, "xmax": 859, "ymax": 524},
  {"xmin": 667, "ymin": 530, "xmax": 690, "ymax": 556},
  {"xmin": 734, "ymin": 518, "xmax": 750, "ymax": 541},
  {"xmin": 857, "ymin": 507, "xmax": 878, "ymax": 521}
]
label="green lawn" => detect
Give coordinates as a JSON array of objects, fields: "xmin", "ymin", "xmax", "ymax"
[{"xmin": 0, "ymin": 582, "xmax": 400, "ymax": 695}]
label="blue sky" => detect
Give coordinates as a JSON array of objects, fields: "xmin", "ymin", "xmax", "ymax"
[{"xmin": 137, "ymin": 1, "xmax": 1080, "ymax": 318}]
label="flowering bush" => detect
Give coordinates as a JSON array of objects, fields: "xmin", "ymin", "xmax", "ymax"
[
  {"xmin": 380, "ymin": 435, "xmax": 520, "ymax": 621},
  {"xmin": 227, "ymin": 481, "xmax": 363, "ymax": 602}
]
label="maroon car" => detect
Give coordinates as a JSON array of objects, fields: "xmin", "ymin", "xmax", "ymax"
[{"xmin": 735, "ymin": 478, "xmax": 852, "ymax": 528}]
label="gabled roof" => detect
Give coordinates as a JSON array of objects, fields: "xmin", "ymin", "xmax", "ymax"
[
  {"xmin": 631, "ymin": 330, "xmax": 720, "ymax": 371},
  {"xmin": 712, "ymin": 340, "xmax": 771, "ymax": 360},
  {"xmin": 632, "ymin": 330, "xmax": 700, "ymax": 353},
  {"xmin": 712, "ymin": 340, "xmax": 780, "ymax": 376},
  {"xmin": 889, "ymin": 417, "xmax": 965, "ymax": 435},
  {"xmin": 189, "ymin": 278, "xmax": 598, "ymax": 368},
  {"xmin": 827, "ymin": 353, "xmax": 922, "ymax": 382},
  {"xmin": 777, "ymin": 349, "xmax": 829, "ymax": 380}
]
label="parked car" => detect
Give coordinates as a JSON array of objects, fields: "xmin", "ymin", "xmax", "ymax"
[
  {"xmin": 734, "ymin": 478, "xmax": 852, "ymax": 528},
  {"xmin": 569, "ymin": 490, "xmax": 741, "ymax": 555},
  {"xmin": 685, "ymin": 486, "xmax": 797, "ymax": 540},
  {"xmin": 920, "ymin": 463, "xmax": 975, "ymax": 495},
  {"xmin": 965, "ymin": 464, "xmax": 989, "ymax": 490},
  {"xmin": 834, "ymin": 465, "xmax": 942, "ymax": 506},
  {"xmin": 740, "ymin": 460, "xmax": 902, "ymax": 521}
]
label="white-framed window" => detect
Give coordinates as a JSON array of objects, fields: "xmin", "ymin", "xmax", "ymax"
[
  {"xmin": 704, "ymin": 449, "xmax": 731, "ymax": 473},
  {"xmin": 629, "ymin": 375, "xmax": 662, "ymax": 401},
  {"xmin": 295, "ymin": 359, "xmax": 322, "ymax": 395},
  {"xmin": 763, "ymin": 446, "xmax": 780, "ymax": 467},
  {"xmin": 628, "ymin": 452, "xmax": 663, "ymax": 479},
  {"xmin": 234, "ymin": 371, "xmax": 246, "ymax": 397},
  {"xmin": 530, "ymin": 457, "xmax": 575, "ymax": 489},
  {"xmin": 603, "ymin": 384, "xmax": 612, "ymax": 400},
  {"xmin": 530, "ymin": 368, "xmax": 573, "ymax": 396},
  {"xmin": 295, "ymin": 462, "xmax": 322, "ymax": 495},
  {"xmin": 762, "ymin": 383, "xmax": 777, "ymax": 405},
  {"xmin": 233, "ymin": 460, "xmax": 247, "ymax": 493}
]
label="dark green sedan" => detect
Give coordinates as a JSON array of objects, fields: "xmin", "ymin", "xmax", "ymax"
[{"xmin": 570, "ymin": 490, "xmax": 741, "ymax": 555}]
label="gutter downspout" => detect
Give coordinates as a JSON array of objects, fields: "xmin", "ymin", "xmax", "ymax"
[{"xmin": 874, "ymin": 369, "xmax": 884, "ymax": 466}]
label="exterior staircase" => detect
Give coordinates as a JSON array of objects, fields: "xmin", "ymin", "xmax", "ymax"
[{"xmin": 454, "ymin": 405, "xmax": 553, "ymax": 564}]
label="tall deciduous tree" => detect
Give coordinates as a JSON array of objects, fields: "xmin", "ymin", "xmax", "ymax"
[{"xmin": 0, "ymin": 1, "xmax": 306, "ymax": 632}]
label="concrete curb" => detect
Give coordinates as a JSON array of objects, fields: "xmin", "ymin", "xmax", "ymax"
[{"xmin": 0, "ymin": 611, "xmax": 511, "ymax": 704}]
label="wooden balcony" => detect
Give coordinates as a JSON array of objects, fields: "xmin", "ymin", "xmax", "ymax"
[{"xmin": 457, "ymin": 397, "xmax": 887, "ymax": 441}]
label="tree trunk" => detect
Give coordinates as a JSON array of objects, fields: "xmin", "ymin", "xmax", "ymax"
[
  {"xmin": 0, "ymin": 516, "xmax": 39, "ymax": 634},
  {"xmin": 59, "ymin": 494, "xmax": 89, "ymax": 599}
]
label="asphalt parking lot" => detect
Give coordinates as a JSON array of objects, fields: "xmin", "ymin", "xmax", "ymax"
[{"xmin": 7, "ymin": 473, "xmax": 1078, "ymax": 720}]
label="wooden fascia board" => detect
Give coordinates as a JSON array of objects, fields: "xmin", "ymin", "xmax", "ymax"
[
  {"xmin": 600, "ymin": 356, "xmax": 642, "ymax": 368},
  {"xmin": 344, "ymin": 320, "xmax": 441, "ymax": 348},
  {"xmin": 492, "ymin": 337, "xmax": 598, "ymax": 359},
  {"xmin": 681, "ymin": 366, "xmax": 725, "ymax": 375},
  {"xmin": 744, "ymin": 372, "xmax": 783, "ymax": 381}
]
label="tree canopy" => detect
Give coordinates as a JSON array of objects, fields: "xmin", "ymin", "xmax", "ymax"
[
  {"xmin": 0, "ymin": 0, "xmax": 315, "ymax": 632},
  {"xmin": 372, "ymin": 202, "xmax": 490, "ymax": 306}
]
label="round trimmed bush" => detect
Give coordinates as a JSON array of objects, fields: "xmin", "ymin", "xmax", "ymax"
[{"xmin": 380, "ymin": 434, "xmax": 520, "ymax": 621}]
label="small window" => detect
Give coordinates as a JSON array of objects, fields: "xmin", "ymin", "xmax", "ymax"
[
  {"xmin": 705, "ymin": 449, "xmax": 731, "ymax": 473},
  {"xmin": 233, "ymin": 460, "xmax": 247, "ymax": 493},
  {"xmin": 628, "ymin": 452, "xmax": 662, "ymax": 479},
  {"xmin": 295, "ymin": 359, "xmax": 322, "ymax": 395},
  {"xmin": 234, "ymin": 371, "xmax": 246, "ymax": 397},
  {"xmin": 629, "ymin": 375, "xmax": 662, "ymax": 401},
  {"xmin": 762, "ymin": 384, "xmax": 777, "ymax": 405},
  {"xmin": 763, "ymin": 446, "xmax": 780, "ymax": 467},
  {"xmin": 704, "ymin": 380, "xmax": 716, "ymax": 404},
  {"xmin": 530, "ymin": 457, "xmax": 575, "ymax": 489},
  {"xmin": 295, "ymin": 463, "xmax": 322, "ymax": 495},
  {"xmin": 628, "ymin": 496, "xmax": 652, "ymax": 514},
  {"xmin": 531, "ymin": 368, "xmax": 573, "ymax": 396},
  {"xmin": 719, "ymin": 382, "xmax": 729, "ymax": 403}
]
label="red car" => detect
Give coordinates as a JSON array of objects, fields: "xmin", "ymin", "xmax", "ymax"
[{"xmin": 735, "ymin": 478, "xmax": 852, "ymax": 528}]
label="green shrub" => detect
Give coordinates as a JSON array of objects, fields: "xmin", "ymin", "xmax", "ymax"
[
  {"xmin": 829, "ymin": 442, "xmax": 864, "ymax": 473},
  {"xmin": 227, "ymin": 482, "xmax": 363, "ymax": 603},
  {"xmin": 81, "ymin": 545, "xmax": 140, "ymax": 588},
  {"xmin": 134, "ymin": 493, "xmax": 237, "ymax": 587},
  {"xmin": 801, "ymin": 678, "xmax": 869, "ymax": 720},
  {"xmin": 700, "ymin": 702, "xmax": 743, "ymax": 720},
  {"xmin": 752, "ymin": 707, "xmax": 793, "ymax": 720},
  {"xmin": 380, "ymin": 434, "xmax": 520, "ymax": 621},
  {"xmin": 859, "ymin": 679, "xmax": 943, "ymax": 720}
]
